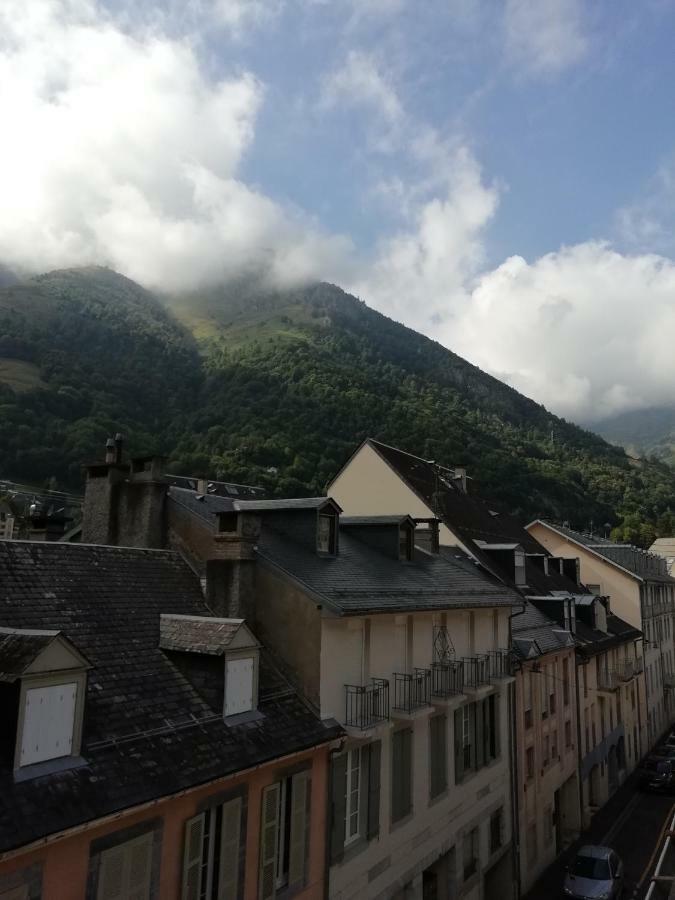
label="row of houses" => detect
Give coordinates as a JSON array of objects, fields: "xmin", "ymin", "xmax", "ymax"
[{"xmin": 0, "ymin": 437, "xmax": 673, "ymax": 900}]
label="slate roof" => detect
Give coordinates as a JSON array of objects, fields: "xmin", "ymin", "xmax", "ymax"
[
  {"xmin": 168, "ymin": 486, "xmax": 235, "ymax": 525},
  {"xmin": 256, "ymin": 525, "xmax": 520, "ymax": 615},
  {"xmin": 341, "ymin": 515, "xmax": 413, "ymax": 526},
  {"xmin": 574, "ymin": 613, "xmax": 642, "ymax": 658},
  {"xmin": 532, "ymin": 521, "xmax": 675, "ymax": 583},
  {"xmin": 234, "ymin": 497, "xmax": 339, "ymax": 512},
  {"xmin": 159, "ymin": 615, "xmax": 258, "ymax": 655},
  {"xmin": 0, "ymin": 540, "xmax": 341, "ymax": 853},
  {"xmin": 511, "ymin": 601, "xmax": 573, "ymax": 658},
  {"xmin": 361, "ymin": 439, "xmax": 586, "ymax": 597},
  {"xmin": 0, "ymin": 627, "xmax": 59, "ymax": 682}
]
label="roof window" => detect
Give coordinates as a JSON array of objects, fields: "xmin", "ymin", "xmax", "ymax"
[
  {"xmin": 399, "ymin": 523, "xmax": 414, "ymax": 561},
  {"xmin": 317, "ymin": 509, "xmax": 338, "ymax": 555}
]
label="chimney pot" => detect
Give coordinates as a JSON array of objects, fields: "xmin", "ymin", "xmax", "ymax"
[
  {"xmin": 105, "ymin": 438, "xmax": 115, "ymax": 464},
  {"xmin": 114, "ymin": 433, "xmax": 124, "ymax": 465}
]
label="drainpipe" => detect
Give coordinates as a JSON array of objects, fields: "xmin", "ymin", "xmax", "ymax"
[
  {"xmin": 574, "ymin": 652, "xmax": 585, "ymax": 833},
  {"xmin": 508, "ymin": 608, "xmax": 522, "ymax": 899},
  {"xmin": 635, "ymin": 638, "xmax": 646, "ymax": 760}
]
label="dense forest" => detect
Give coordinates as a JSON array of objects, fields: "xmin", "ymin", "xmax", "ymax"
[{"xmin": 0, "ymin": 266, "xmax": 673, "ymax": 546}]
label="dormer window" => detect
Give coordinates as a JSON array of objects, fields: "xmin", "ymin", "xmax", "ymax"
[
  {"xmin": 159, "ymin": 614, "xmax": 261, "ymax": 722},
  {"xmin": 0, "ymin": 627, "xmax": 90, "ymax": 773},
  {"xmin": 399, "ymin": 523, "xmax": 414, "ymax": 561},
  {"xmin": 514, "ymin": 550, "xmax": 526, "ymax": 587},
  {"xmin": 318, "ymin": 510, "xmax": 337, "ymax": 554}
]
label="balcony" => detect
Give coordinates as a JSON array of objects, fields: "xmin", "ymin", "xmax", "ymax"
[
  {"xmin": 663, "ymin": 672, "xmax": 675, "ymax": 690},
  {"xmin": 344, "ymin": 678, "xmax": 390, "ymax": 731},
  {"xmin": 616, "ymin": 659, "xmax": 642, "ymax": 681},
  {"xmin": 393, "ymin": 668, "xmax": 431, "ymax": 716},
  {"xmin": 462, "ymin": 654, "xmax": 491, "ymax": 690},
  {"xmin": 486, "ymin": 649, "xmax": 512, "ymax": 681},
  {"xmin": 597, "ymin": 669, "xmax": 621, "ymax": 692},
  {"xmin": 431, "ymin": 660, "xmax": 465, "ymax": 699}
]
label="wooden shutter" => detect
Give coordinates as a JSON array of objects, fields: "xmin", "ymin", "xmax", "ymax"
[
  {"xmin": 454, "ymin": 708, "xmax": 464, "ymax": 783},
  {"xmin": 366, "ymin": 741, "xmax": 381, "ymax": 840},
  {"xmin": 259, "ymin": 783, "xmax": 280, "ymax": 900},
  {"xmin": 288, "ymin": 770, "xmax": 310, "ymax": 889},
  {"xmin": 494, "ymin": 694, "xmax": 501, "ymax": 758},
  {"xmin": 402, "ymin": 729, "xmax": 412, "ymax": 817},
  {"xmin": 182, "ymin": 814, "xmax": 205, "ymax": 900},
  {"xmin": 430, "ymin": 716, "xmax": 446, "ymax": 797},
  {"xmin": 97, "ymin": 844, "xmax": 127, "ymax": 900},
  {"xmin": 218, "ymin": 797, "xmax": 242, "ymax": 900},
  {"xmin": 475, "ymin": 701, "xmax": 485, "ymax": 769},
  {"xmin": 126, "ymin": 832, "xmax": 154, "ymax": 900},
  {"xmin": 330, "ymin": 753, "xmax": 348, "ymax": 864}
]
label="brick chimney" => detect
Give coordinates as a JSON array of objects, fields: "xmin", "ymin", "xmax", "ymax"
[{"xmin": 205, "ymin": 511, "xmax": 262, "ymax": 621}]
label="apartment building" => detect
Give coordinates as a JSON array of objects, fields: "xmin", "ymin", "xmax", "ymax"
[
  {"xmin": 0, "ymin": 538, "xmax": 340, "ymax": 900},
  {"xmin": 528, "ymin": 521, "xmax": 675, "ymax": 745}
]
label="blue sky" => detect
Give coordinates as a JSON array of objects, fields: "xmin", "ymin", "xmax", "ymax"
[{"xmin": 2, "ymin": 0, "xmax": 675, "ymax": 424}]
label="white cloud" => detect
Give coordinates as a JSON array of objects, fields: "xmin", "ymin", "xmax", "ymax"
[
  {"xmin": 452, "ymin": 243, "xmax": 675, "ymax": 422},
  {"xmin": 0, "ymin": 0, "xmax": 349, "ymax": 290},
  {"xmin": 320, "ymin": 50, "xmax": 403, "ymax": 126},
  {"xmin": 504, "ymin": 0, "xmax": 588, "ymax": 74}
]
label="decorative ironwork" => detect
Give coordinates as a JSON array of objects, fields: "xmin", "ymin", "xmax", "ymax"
[
  {"xmin": 462, "ymin": 654, "xmax": 490, "ymax": 689},
  {"xmin": 344, "ymin": 678, "xmax": 390, "ymax": 729},
  {"xmin": 431, "ymin": 660, "xmax": 464, "ymax": 697},
  {"xmin": 393, "ymin": 668, "xmax": 431, "ymax": 713},
  {"xmin": 433, "ymin": 624, "xmax": 455, "ymax": 664},
  {"xmin": 486, "ymin": 649, "xmax": 512, "ymax": 680}
]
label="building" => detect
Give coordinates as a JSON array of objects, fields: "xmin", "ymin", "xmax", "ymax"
[
  {"xmin": 327, "ymin": 438, "xmax": 587, "ymax": 894},
  {"xmin": 528, "ymin": 521, "xmax": 675, "ymax": 745},
  {"xmin": 650, "ymin": 538, "xmax": 675, "ymax": 577},
  {"xmin": 0, "ymin": 540, "xmax": 341, "ymax": 900},
  {"xmin": 78, "ymin": 439, "xmax": 520, "ymax": 900}
]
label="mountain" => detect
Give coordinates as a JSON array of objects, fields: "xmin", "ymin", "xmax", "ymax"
[
  {"xmin": 0, "ymin": 266, "xmax": 674, "ymax": 544},
  {"xmin": 593, "ymin": 406, "xmax": 675, "ymax": 467}
]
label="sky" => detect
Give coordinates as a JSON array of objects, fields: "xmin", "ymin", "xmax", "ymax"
[{"xmin": 2, "ymin": 0, "xmax": 675, "ymax": 425}]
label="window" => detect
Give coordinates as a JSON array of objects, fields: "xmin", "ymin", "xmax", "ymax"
[
  {"xmin": 527, "ymin": 825, "xmax": 537, "ymax": 865},
  {"xmin": 587, "ymin": 584, "xmax": 601, "ymax": 595},
  {"xmin": 20, "ymin": 682, "xmax": 78, "ymax": 767},
  {"xmin": 258, "ymin": 770, "xmax": 310, "ymax": 900},
  {"xmin": 563, "ymin": 658, "xmax": 570, "ymax": 706},
  {"xmin": 544, "ymin": 807, "xmax": 553, "ymax": 846},
  {"xmin": 317, "ymin": 511, "xmax": 337, "ymax": 554},
  {"xmin": 565, "ymin": 720, "xmax": 572, "ymax": 749},
  {"xmin": 462, "ymin": 705, "xmax": 473, "ymax": 771},
  {"xmin": 543, "ymin": 735, "xmax": 549, "ymax": 767},
  {"xmin": 99, "ymin": 831, "xmax": 154, "ymax": 900},
  {"xmin": 392, "ymin": 729, "xmax": 413, "ymax": 823},
  {"xmin": 345, "ymin": 749, "xmax": 361, "ymax": 844},
  {"xmin": 489, "ymin": 808, "xmax": 503, "ymax": 854},
  {"xmin": 524, "ymin": 671, "xmax": 533, "ymax": 729},
  {"xmin": 399, "ymin": 524, "xmax": 414, "ymax": 561},
  {"xmin": 551, "ymin": 731, "xmax": 558, "ymax": 760},
  {"xmin": 514, "ymin": 550, "xmax": 526, "ymax": 587},
  {"xmin": 332, "ymin": 742, "xmax": 380, "ymax": 865},
  {"xmin": 525, "ymin": 746, "xmax": 534, "ymax": 779},
  {"xmin": 541, "ymin": 668, "xmax": 548, "ymax": 719},
  {"xmin": 224, "ymin": 656, "xmax": 256, "ymax": 718},
  {"xmin": 462, "ymin": 828, "xmax": 478, "ymax": 881},
  {"xmin": 454, "ymin": 698, "xmax": 499, "ymax": 784},
  {"xmin": 183, "ymin": 797, "xmax": 242, "ymax": 900},
  {"xmin": 429, "ymin": 715, "xmax": 447, "ymax": 799}
]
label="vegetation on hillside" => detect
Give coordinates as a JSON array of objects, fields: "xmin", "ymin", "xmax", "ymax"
[{"xmin": 0, "ymin": 268, "xmax": 673, "ymax": 546}]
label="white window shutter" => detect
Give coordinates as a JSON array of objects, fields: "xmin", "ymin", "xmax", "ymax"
[
  {"xmin": 288, "ymin": 771, "xmax": 310, "ymax": 890},
  {"xmin": 97, "ymin": 845, "xmax": 127, "ymax": 900},
  {"xmin": 126, "ymin": 832, "xmax": 154, "ymax": 900},
  {"xmin": 259, "ymin": 783, "xmax": 280, "ymax": 900},
  {"xmin": 182, "ymin": 814, "xmax": 205, "ymax": 900},
  {"xmin": 218, "ymin": 797, "xmax": 242, "ymax": 900},
  {"xmin": 21, "ymin": 682, "xmax": 77, "ymax": 766}
]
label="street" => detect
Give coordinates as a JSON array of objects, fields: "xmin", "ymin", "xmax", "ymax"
[{"xmin": 525, "ymin": 773, "xmax": 675, "ymax": 900}]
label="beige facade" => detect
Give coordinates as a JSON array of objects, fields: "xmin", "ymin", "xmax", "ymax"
[
  {"xmin": 528, "ymin": 521, "xmax": 675, "ymax": 746},
  {"xmin": 256, "ymin": 564, "xmax": 515, "ymax": 900},
  {"xmin": 514, "ymin": 650, "xmax": 579, "ymax": 894}
]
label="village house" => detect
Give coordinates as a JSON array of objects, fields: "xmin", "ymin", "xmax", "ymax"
[
  {"xmin": 0, "ymin": 536, "xmax": 341, "ymax": 900},
  {"xmin": 528, "ymin": 521, "xmax": 675, "ymax": 746}
]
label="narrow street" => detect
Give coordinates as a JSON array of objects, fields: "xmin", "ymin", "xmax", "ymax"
[{"xmin": 525, "ymin": 772, "xmax": 675, "ymax": 900}]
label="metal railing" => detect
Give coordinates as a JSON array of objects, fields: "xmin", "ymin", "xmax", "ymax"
[
  {"xmin": 616, "ymin": 659, "xmax": 642, "ymax": 681},
  {"xmin": 393, "ymin": 668, "xmax": 431, "ymax": 713},
  {"xmin": 663, "ymin": 672, "xmax": 675, "ymax": 690},
  {"xmin": 462, "ymin": 654, "xmax": 490, "ymax": 689},
  {"xmin": 431, "ymin": 660, "xmax": 465, "ymax": 698},
  {"xmin": 597, "ymin": 668, "xmax": 621, "ymax": 692},
  {"xmin": 486, "ymin": 649, "xmax": 512, "ymax": 680},
  {"xmin": 344, "ymin": 678, "xmax": 390, "ymax": 729}
]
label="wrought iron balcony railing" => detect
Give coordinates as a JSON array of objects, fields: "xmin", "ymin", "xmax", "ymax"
[
  {"xmin": 462, "ymin": 654, "xmax": 490, "ymax": 689},
  {"xmin": 431, "ymin": 660, "xmax": 465, "ymax": 698},
  {"xmin": 597, "ymin": 669, "xmax": 621, "ymax": 692},
  {"xmin": 344, "ymin": 677, "xmax": 390, "ymax": 729},
  {"xmin": 663, "ymin": 672, "xmax": 675, "ymax": 690},
  {"xmin": 486, "ymin": 649, "xmax": 512, "ymax": 680},
  {"xmin": 393, "ymin": 668, "xmax": 431, "ymax": 713}
]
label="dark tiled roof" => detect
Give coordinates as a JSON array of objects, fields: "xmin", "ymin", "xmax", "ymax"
[
  {"xmin": 341, "ymin": 515, "xmax": 412, "ymax": 526},
  {"xmin": 0, "ymin": 541, "xmax": 340, "ymax": 853},
  {"xmin": 164, "ymin": 474, "xmax": 266, "ymax": 501},
  {"xmin": 159, "ymin": 615, "xmax": 256, "ymax": 655},
  {"xmin": 574, "ymin": 613, "xmax": 642, "ymax": 657},
  {"xmin": 0, "ymin": 627, "xmax": 58, "ymax": 681},
  {"xmin": 234, "ymin": 497, "xmax": 339, "ymax": 512},
  {"xmin": 366, "ymin": 439, "xmax": 586, "ymax": 597},
  {"xmin": 168, "ymin": 486, "xmax": 235, "ymax": 525},
  {"xmin": 257, "ymin": 527, "xmax": 520, "ymax": 615},
  {"xmin": 511, "ymin": 602, "xmax": 573, "ymax": 657}
]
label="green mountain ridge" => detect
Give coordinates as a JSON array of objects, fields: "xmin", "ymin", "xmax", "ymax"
[
  {"xmin": 593, "ymin": 406, "xmax": 675, "ymax": 467},
  {"xmin": 0, "ymin": 266, "xmax": 673, "ymax": 546}
]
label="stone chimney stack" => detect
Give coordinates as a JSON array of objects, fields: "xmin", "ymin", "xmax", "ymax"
[
  {"xmin": 454, "ymin": 467, "xmax": 468, "ymax": 493},
  {"xmin": 205, "ymin": 511, "xmax": 261, "ymax": 622}
]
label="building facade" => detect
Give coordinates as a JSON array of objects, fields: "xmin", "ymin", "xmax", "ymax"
[{"xmin": 528, "ymin": 521, "xmax": 675, "ymax": 746}]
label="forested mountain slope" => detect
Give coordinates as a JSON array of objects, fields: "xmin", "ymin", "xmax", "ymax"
[{"xmin": 0, "ymin": 267, "xmax": 673, "ymax": 544}]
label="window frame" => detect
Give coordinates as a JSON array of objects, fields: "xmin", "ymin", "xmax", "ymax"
[
  {"xmin": 223, "ymin": 649, "xmax": 259, "ymax": 719},
  {"xmin": 14, "ymin": 669, "xmax": 87, "ymax": 771},
  {"xmin": 317, "ymin": 510, "xmax": 338, "ymax": 555},
  {"xmin": 344, "ymin": 748, "xmax": 362, "ymax": 846}
]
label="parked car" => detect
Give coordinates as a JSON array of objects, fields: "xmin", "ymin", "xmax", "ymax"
[
  {"xmin": 639, "ymin": 755, "xmax": 674, "ymax": 787},
  {"xmin": 644, "ymin": 759, "xmax": 675, "ymax": 794},
  {"xmin": 563, "ymin": 845, "xmax": 624, "ymax": 899},
  {"xmin": 660, "ymin": 732, "xmax": 675, "ymax": 751}
]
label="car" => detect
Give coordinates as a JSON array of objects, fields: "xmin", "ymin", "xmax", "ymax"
[
  {"xmin": 639, "ymin": 755, "xmax": 674, "ymax": 787},
  {"xmin": 644, "ymin": 760, "xmax": 675, "ymax": 794},
  {"xmin": 660, "ymin": 733, "xmax": 675, "ymax": 751},
  {"xmin": 563, "ymin": 845, "xmax": 624, "ymax": 899}
]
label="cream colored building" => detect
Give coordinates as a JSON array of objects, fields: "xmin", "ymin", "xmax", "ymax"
[
  {"xmin": 528, "ymin": 521, "xmax": 674, "ymax": 746},
  {"xmin": 650, "ymin": 538, "xmax": 675, "ymax": 577},
  {"xmin": 243, "ymin": 499, "xmax": 520, "ymax": 900}
]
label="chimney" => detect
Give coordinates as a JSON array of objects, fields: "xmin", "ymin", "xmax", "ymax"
[
  {"xmin": 414, "ymin": 518, "xmax": 439, "ymax": 554},
  {"xmin": 105, "ymin": 438, "xmax": 116, "ymax": 464},
  {"xmin": 454, "ymin": 467, "xmax": 468, "ymax": 493},
  {"xmin": 114, "ymin": 432, "xmax": 124, "ymax": 464},
  {"xmin": 205, "ymin": 511, "xmax": 261, "ymax": 621}
]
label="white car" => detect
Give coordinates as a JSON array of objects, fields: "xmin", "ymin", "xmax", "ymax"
[{"xmin": 563, "ymin": 845, "xmax": 624, "ymax": 899}]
